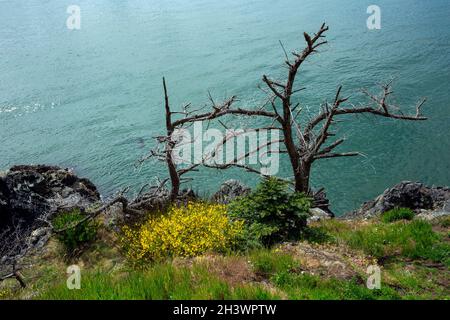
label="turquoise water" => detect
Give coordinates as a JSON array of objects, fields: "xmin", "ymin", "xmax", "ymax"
[{"xmin": 1, "ymin": 0, "xmax": 449, "ymax": 214}]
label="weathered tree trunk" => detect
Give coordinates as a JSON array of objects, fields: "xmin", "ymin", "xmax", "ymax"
[
  {"xmin": 296, "ymin": 161, "xmax": 312, "ymax": 194},
  {"xmin": 166, "ymin": 141, "xmax": 180, "ymax": 201},
  {"xmin": 162, "ymin": 77, "xmax": 181, "ymax": 201},
  {"xmin": 282, "ymin": 117, "xmax": 304, "ymax": 192}
]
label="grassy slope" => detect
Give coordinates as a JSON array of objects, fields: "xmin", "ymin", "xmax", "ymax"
[{"xmin": 1, "ymin": 216, "xmax": 449, "ymax": 300}]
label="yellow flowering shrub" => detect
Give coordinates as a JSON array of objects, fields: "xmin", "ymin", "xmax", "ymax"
[
  {"xmin": 0, "ymin": 289, "xmax": 11, "ymax": 299},
  {"xmin": 120, "ymin": 202, "xmax": 244, "ymax": 263}
]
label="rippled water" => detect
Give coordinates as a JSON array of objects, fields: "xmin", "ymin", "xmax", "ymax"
[{"xmin": 1, "ymin": 0, "xmax": 449, "ymax": 214}]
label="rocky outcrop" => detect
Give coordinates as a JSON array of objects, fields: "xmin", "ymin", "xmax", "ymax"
[
  {"xmin": 344, "ymin": 181, "xmax": 450, "ymax": 219},
  {"xmin": 415, "ymin": 206, "xmax": 450, "ymax": 221},
  {"xmin": 0, "ymin": 165, "xmax": 100, "ymax": 231},
  {"xmin": 0, "ymin": 165, "xmax": 101, "ymax": 270},
  {"xmin": 311, "ymin": 189, "xmax": 334, "ymax": 217},
  {"xmin": 211, "ymin": 180, "xmax": 251, "ymax": 204},
  {"xmin": 280, "ymin": 242, "xmax": 374, "ymax": 281},
  {"xmin": 307, "ymin": 207, "xmax": 332, "ymax": 224}
]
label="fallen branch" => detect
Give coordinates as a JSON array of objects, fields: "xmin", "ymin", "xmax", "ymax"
[
  {"xmin": 53, "ymin": 193, "xmax": 141, "ymax": 234},
  {"xmin": 0, "ymin": 264, "xmax": 26, "ymax": 288}
]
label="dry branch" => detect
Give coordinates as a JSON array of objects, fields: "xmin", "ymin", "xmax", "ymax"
[{"xmin": 142, "ymin": 22, "xmax": 428, "ymax": 205}]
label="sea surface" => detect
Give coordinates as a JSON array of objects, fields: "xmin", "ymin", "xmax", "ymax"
[{"xmin": 1, "ymin": 0, "xmax": 449, "ymax": 214}]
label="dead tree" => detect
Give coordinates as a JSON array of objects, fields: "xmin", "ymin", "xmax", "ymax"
[
  {"xmin": 259, "ymin": 23, "xmax": 427, "ymax": 193},
  {"xmin": 145, "ymin": 23, "xmax": 427, "ymax": 199},
  {"xmin": 0, "ymin": 224, "xmax": 29, "ymax": 288},
  {"xmin": 142, "ymin": 77, "xmax": 279, "ymax": 200}
]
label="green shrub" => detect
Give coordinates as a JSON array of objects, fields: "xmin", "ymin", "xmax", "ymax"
[
  {"xmin": 381, "ymin": 208, "xmax": 415, "ymax": 223},
  {"xmin": 228, "ymin": 177, "xmax": 312, "ymax": 248},
  {"xmin": 53, "ymin": 209, "xmax": 98, "ymax": 253}
]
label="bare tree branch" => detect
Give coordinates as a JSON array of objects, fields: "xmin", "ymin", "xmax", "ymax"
[{"xmin": 141, "ymin": 22, "xmax": 429, "ymax": 206}]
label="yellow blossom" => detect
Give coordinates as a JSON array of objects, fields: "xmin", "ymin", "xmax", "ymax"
[{"xmin": 119, "ymin": 202, "xmax": 244, "ymax": 264}]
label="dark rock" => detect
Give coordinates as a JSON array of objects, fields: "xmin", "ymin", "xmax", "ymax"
[
  {"xmin": 211, "ymin": 180, "xmax": 251, "ymax": 204},
  {"xmin": 0, "ymin": 164, "xmax": 100, "ymax": 231},
  {"xmin": 0, "ymin": 165, "xmax": 100, "ymax": 269},
  {"xmin": 311, "ymin": 188, "xmax": 335, "ymax": 217},
  {"xmin": 180, "ymin": 188, "xmax": 197, "ymax": 201},
  {"xmin": 0, "ymin": 174, "xmax": 9, "ymax": 228},
  {"xmin": 344, "ymin": 181, "xmax": 450, "ymax": 219},
  {"xmin": 130, "ymin": 187, "xmax": 198, "ymax": 213}
]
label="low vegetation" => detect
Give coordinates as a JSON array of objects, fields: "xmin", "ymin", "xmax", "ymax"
[
  {"xmin": 120, "ymin": 202, "xmax": 244, "ymax": 265},
  {"xmin": 228, "ymin": 177, "xmax": 311, "ymax": 248},
  {"xmin": 318, "ymin": 219, "xmax": 449, "ymax": 267},
  {"xmin": 38, "ymin": 262, "xmax": 278, "ymax": 300},
  {"xmin": 1, "ymin": 179, "xmax": 448, "ymax": 300},
  {"xmin": 381, "ymin": 208, "xmax": 415, "ymax": 223},
  {"xmin": 52, "ymin": 209, "xmax": 99, "ymax": 255},
  {"xmin": 0, "ymin": 22, "xmax": 441, "ymax": 300}
]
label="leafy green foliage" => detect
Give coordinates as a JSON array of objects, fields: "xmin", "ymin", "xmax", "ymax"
[
  {"xmin": 228, "ymin": 177, "xmax": 312, "ymax": 248},
  {"xmin": 53, "ymin": 209, "xmax": 98, "ymax": 253},
  {"xmin": 381, "ymin": 208, "xmax": 415, "ymax": 223}
]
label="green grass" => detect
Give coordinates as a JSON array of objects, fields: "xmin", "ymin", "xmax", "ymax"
[
  {"xmin": 0, "ymin": 288, "xmax": 12, "ymax": 299},
  {"xmin": 8, "ymin": 217, "xmax": 449, "ymax": 300},
  {"xmin": 272, "ymin": 272, "xmax": 400, "ymax": 300},
  {"xmin": 439, "ymin": 216, "xmax": 450, "ymax": 228},
  {"xmin": 38, "ymin": 262, "xmax": 279, "ymax": 300},
  {"xmin": 300, "ymin": 226, "xmax": 335, "ymax": 244},
  {"xmin": 248, "ymin": 247, "xmax": 401, "ymax": 300},
  {"xmin": 321, "ymin": 219, "xmax": 449, "ymax": 266},
  {"xmin": 37, "ymin": 253, "xmax": 402, "ymax": 300},
  {"xmin": 249, "ymin": 249, "xmax": 299, "ymax": 276},
  {"xmin": 384, "ymin": 262, "xmax": 449, "ymax": 299},
  {"xmin": 381, "ymin": 208, "xmax": 415, "ymax": 223}
]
